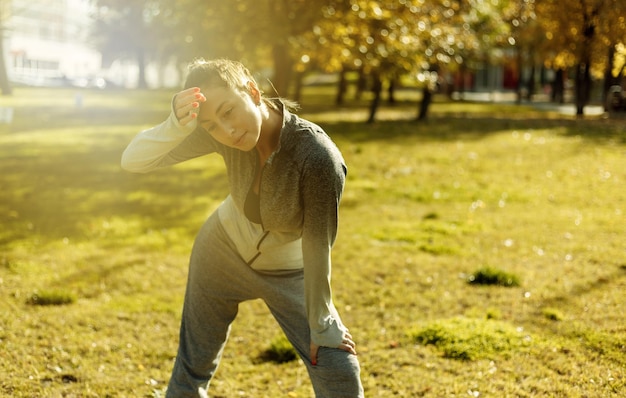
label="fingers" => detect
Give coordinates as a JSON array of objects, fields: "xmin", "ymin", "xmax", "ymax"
[
  {"xmin": 310, "ymin": 332, "xmax": 358, "ymax": 366},
  {"xmin": 174, "ymin": 87, "xmax": 206, "ymax": 126},
  {"xmin": 310, "ymin": 342, "xmax": 320, "ymax": 366},
  {"xmin": 340, "ymin": 335, "xmax": 358, "ymax": 356}
]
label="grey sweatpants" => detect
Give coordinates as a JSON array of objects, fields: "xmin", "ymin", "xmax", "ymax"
[{"xmin": 165, "ymin": 211, "xmax": 364, "ymax": 397}]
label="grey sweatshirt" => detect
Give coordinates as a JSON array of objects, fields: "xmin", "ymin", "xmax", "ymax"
[{"xmin": 121, "ymin": 100, "xmax": 348, "ymax": 347}]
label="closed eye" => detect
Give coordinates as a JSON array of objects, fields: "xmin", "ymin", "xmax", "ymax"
[
  {"xmin": 199, "ymin": 105, "xmax": 233, "ymax": 133},
  {"xmin": 202, "ymin": 122, "xmax": 216, "ymax": 133}
]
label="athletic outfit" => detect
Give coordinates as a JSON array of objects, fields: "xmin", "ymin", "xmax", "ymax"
[{"xmin": 121, "ymin": 99, "xmax": 363, "ymax": 397}]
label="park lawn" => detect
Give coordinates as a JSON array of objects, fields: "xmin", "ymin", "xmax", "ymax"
[{"xmin": 0, "ymin": 87, "xmax": 624, "ymax": 397}]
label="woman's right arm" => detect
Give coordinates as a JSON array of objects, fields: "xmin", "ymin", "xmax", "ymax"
[{"xmin": 121, "ymin": 88, "xmax": 209, "ymax": 173}]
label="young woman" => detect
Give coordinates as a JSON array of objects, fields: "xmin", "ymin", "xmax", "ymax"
[{"xmin": 121, "ymin": 58, "xmax": 363, "ymax": 397}]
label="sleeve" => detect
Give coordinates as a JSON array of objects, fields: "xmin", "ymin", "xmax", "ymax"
[
  {"xmin": 301, "ymin": 141, "xmax": 349, "ymax": 348},
  {"xmin": 121, "ymin": 99, "xmax": 215, "ymax": 173}
]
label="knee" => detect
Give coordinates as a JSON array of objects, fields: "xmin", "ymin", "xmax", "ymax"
[
  {"xmin": 309, "ymin": 348, "xmax": 363, "ymax": 397},
  {"xmin": 318, "ymin": 347, "xmax": 360, "ymax": 372}
]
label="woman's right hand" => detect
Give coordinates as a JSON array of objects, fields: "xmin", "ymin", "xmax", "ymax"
[
  {"xmin": 310, "ymin": 331, "xmax": 357, "ymax": 366},
  {"xmin": 174, "ymin": 87, "xmax": 206, "ymax": 126}
]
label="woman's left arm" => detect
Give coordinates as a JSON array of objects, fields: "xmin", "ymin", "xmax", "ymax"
[{"xmin": 300, "ymin": 141, "xmax": 356, "ymax": 361}]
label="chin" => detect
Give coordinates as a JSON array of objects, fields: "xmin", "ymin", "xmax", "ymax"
[
  {"xmin": 241, "ymin": 137, "xmax": 260, "ymax": 152},
  {"xmin": 238, "ymin": 141, "xmax": 257, "ymax": 152}
]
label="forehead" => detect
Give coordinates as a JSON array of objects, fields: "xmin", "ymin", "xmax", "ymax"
[{"xmin": 199, "ymin": 86, "xmax": 242, "ymax": 116}]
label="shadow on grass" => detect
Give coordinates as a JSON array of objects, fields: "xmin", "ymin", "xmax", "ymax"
[
  {"xmin": 0, "ymin": 133, "xmax": 228, "ymax": 248},
  {"xmin": 1, "ymin": 93, "xmax": 623, "ymax": 251},
  {"xmin": 5, "ymin": 108, "xmax": 169, "ymax": 134},
  {"xmin": 322, "ymin": 114, "xmax": 626, "ymax": 145},
  {"xmin": 532, "ymin": 265, "xmax": 626, "ymax": 368},
  {"xmin": 0, "ymin": 87, "xmax": 173, "ymax": 133}
]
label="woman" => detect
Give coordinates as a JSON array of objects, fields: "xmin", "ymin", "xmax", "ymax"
[{"xmin": 121, "ymin": 58, "xmax": 363, "ymax": 397}]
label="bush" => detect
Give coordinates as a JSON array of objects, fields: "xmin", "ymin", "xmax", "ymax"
[
  {"xmin": 410, "ymin": 317, "xmax": 529, "ymax": 361},
  {"xmin": 27, "ymin": 290, "xmax": 76, "ymax": 306},
  {"xmin": 542, "ymin": 308, "xmax": 564, "ymax": 321},
  {"xmin": 468, "ymin": 267, "xmax": 520, "ymax": 287},
  {"xmin": 259, "ymin": 336, "xmax": 297, "ymax": 364}
]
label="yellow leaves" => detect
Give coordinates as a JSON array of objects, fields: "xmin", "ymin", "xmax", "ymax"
[
  {"xmin": 551, "ymin": 52, "xmax": 577, "ymax": 69},
  {"xmin": 370, "ymin": 1, "xmax": 384, "ymax": 18}
]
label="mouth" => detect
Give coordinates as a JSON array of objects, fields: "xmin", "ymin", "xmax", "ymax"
[{"xmin": 234, "ymin": 132, "xmax": 246, "ymax": 146}]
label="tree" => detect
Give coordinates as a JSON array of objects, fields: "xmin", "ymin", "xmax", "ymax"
[
  {"xmin": 536, "ymin": 0, "xmax": 626, "ymax": 116},
  {"xmin": 299, "ymin": 0, "xmax": 435, "ymax": 122},
  {"xmin": 293, "ymin": 0, "xmax": 516, "ymax": 122},
  {"xmin": 0, "ymin": 1, "xmax": 14, "ymax": 95},
  {"xmin": 92, "ymin": 1, "xmax": 145, "ymax": 88},
  {"xmin": 91, "ymin": 0, "xmax": 180, "ymax": 88},
  {"xmin": 0, "ymin": 22, "xmax": 11, "ymax": 95},
  {"xmin": 499, "ymin": 0, "xmax": 541, "ymax": 103},
  {"xmin": 600, "ymin": 1, "xmax": 626, "ymax": 110},
  {"xmin": 261, "ymin": 0, "xmax": 327, "ymax": 96},
  {"xmin": 150, "ymin": 0, "xmax": 327, "ymax": 95}
]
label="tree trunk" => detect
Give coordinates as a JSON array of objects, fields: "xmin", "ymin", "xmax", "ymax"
[
  {"xmin": 366, "ymin": 71, "xmax": 382, "ymax": 124},
  {"xmin": 293, "ymin": 70, "xmax": 305, "ymax": 103},
  {"xmin": 136, "ymin": 48, "xmax": 147, "ymax": 89},
  {"xmin": 551, "ymin": 69, "xmax": 564, "ymax": 103},
  {"xmin": 575, "ymin": 62, "xmax": 591, "ymax": 116},
  {"xmin": 515, "ymin": 48, "xmax": 523, "ymax": 104},
  {"xmin": 271, "ymin": 44, "xmax": 293, "ymax": 97},
  {"xmin": 575, "ymin": 8, "xmax": 596, "ymax": 116},
  {"xmin": 458, "ymin": 64, "xmax": 468, "ymax": 99},
  {"xmin": 387, "ymin": 76, "xmax": 396, "ymax": 104},
  {"xmin": 335, "ymin": 66, "xmax": 347, "ymax": 105},
  {"xmin": 603, "ymin": 44, "xmax": 617, "ymax": 111},
  {"xmin": 417, "ymin": 86, "xmax": 432, "ymax": 121},
  {"xmin": 355, "ymin": 65, "xmax": 367, "ymax": 100},
  {"xmin": 0, "ymin": 28, "xmax": 12, "ymax": 96},
  {"xmin": 527, "ymin": 65, "xmax": 536, "ymax": 101}
]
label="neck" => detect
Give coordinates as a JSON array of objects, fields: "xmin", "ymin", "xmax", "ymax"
[{"xmin": 256, "ymin": 104, "xmax": 282, "ymax": 160}]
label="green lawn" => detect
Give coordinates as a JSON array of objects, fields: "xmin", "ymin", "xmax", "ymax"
[{"xmin": 1, "ymin": 87, "xmax": 624, "ymax": 397}]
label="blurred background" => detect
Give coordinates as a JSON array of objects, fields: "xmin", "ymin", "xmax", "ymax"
[{"xmin": 1, "ymin": 0, "xmax": 625, "ymax": 116}]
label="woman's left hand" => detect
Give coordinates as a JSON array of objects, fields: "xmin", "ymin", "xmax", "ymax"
[{"xmin": 310, "ymin": 332, "xmax": 357, "ymax": 366}]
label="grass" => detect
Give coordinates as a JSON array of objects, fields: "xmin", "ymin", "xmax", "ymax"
[
  {"xmin": 409, "ymin": 316, "xmax": 531, "ymax": 361},
  {"xmin": 0, "ymin": 86, "xmax": 625, "ymax": 397}
]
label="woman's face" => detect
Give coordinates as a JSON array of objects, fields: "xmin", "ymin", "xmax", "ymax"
[{"xmin": 197, "ymin": 83, "xmax": 262, "ymax": 151}]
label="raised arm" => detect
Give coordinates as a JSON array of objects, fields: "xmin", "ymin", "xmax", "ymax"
[{"xmin": 121, "ymin": 88, "xmax": 210, "ymax": 173}]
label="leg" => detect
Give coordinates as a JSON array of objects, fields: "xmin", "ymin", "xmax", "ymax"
[
  {"xmin": 166, "ymin": 212, "xmax": 255, "ymax": 397},
  {"xmin": 308, "ymin": 347, "xmax": 364, "ymax": 398},
  {"xmin": 262, "ymin": 271, "xmax": 364, "ymax": 398}
]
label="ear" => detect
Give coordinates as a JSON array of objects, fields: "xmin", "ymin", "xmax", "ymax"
[{"xmin": 246, "ymin": 81, "xmax": 262, "ymax": 105}]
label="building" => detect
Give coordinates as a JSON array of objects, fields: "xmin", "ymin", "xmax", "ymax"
[{"xmin": 2, "ymin": 0, "xmax": 102, "ymax": 87}]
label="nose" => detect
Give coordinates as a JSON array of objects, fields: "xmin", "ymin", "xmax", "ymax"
[
  {"xmin": 212, "ymin": 121, "xmax": 234, "ymax": 137},
  {"xmin": 219, "ymin": 121, "xmax": 236, "ymax": 136}
]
